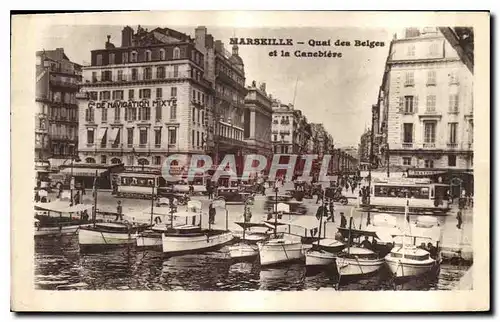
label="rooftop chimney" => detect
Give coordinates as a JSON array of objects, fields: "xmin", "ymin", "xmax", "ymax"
[{"xmin": 121, "ymin": 26, "xmax": 134, "ymax": 47}]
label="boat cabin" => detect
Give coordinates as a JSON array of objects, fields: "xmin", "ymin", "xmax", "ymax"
[{"xmin": 338, "ymin": 247, "xmax": 379, "ymax": 260}]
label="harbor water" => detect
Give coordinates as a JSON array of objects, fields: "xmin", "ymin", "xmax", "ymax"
[{"xmin": 35, "ymin": 235, "xmax": 470, "ymax": 291}]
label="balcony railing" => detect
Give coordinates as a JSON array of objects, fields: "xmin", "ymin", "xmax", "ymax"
[
  {"xmin": 402, "ymin": 142, "xmax": 413, "ymax": 148},
  {"xmin": 447, "ymin": 143, "xmax": 458, "ymax": 149},
  {"xmin": 50, "ymin": 78, "xmax": 79, "ymax": 89},
  {"xmin": 87, "ymin": 72, "xmax": 211, "ymax": 87},
  {"xmin": 51, "ymin": 134, "xmax": 77, "ymax": 141},
  {"xmin": 423, "ymin": 142, "xmax": 436, "ymax": 148}
]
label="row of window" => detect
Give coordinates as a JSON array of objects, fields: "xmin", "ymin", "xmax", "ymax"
[
  {"xmin": 215, "ymin": 62, "xmax": 245, "ymax": 86},
  {"xmin": 405, "ymin": 42, "xmax": 441, "ymax": 58},
  {"xmin": 87, "ymin": 127, "xmax": 177, "ymax": 147},
  {"xmin": 92, "ymin": 65, "xmax": 199, "ymax": 82},
  {"xmin": 399, "ymin": 94, "xmax": 460, "ymax": 114},
  {"xmin": 96, "ymin": 47, "xmax": 203, "ymax": 65},
  {"xmin": 401, "ymin": 156, "xmax": 457, "ymax": 168},
  {"xmin": 273, "ymin": 115, "xmax": 292, "ymax": 125},
  {"xmin": 402, "ymin": 122, "xmax": 464, "ymax": 144},
  {"xmin": 86, "ymin": 104, "xmax": 178, "ymax": 123},
  {"xmin": 88, "ymin": 87, "xmax": 178, "ymax": 101},
  {"xmin": 89, "ymin": 155, "xmax": 163, "ymax": 166},
  {"xmin": 215, "ymin": 83, "xmax": 245, "ymax": 105},
  {"xmin": 274, "ymin": 145, "xmax": 291, "ymax": 154},
  {"xmin": 191, "ymin": 130, "xmax": 206, "ymax": 149},
  {"xmin": 403, "ymin": 70, "xmax": 460, "ymax": 87},
  {"xmin": 192, "ymin": 107, "xmax": 206, "ymax": 126},
  {"xmin": 48, "ymin": 106, "xmax": 78, "ymax": 121},
  {"xmin": 49, "ymin": 124, "xmax": 77, "ymax": 139},
  {"xmin": 51, "ymin": 91, "xmax": 77, "ymax": 104},
  {"xmin": 51, "ymin": 143, "xmax": 75, "ymax": 157}
]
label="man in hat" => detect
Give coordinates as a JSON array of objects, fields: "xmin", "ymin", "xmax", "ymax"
[
  {"xmin": 115, "ymin": 200, "xmax": 123, "ymax": 221},
  {"xmin": 340, "ymin": 212, "xmax": 347, "ymax": 228}
]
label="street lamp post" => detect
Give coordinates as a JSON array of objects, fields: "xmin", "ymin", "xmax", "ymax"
[{"xmin": 366, "ymin": 105, "xmax": 376, "ymax": 227}]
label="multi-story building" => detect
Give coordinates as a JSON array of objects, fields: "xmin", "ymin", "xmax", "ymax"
[
  {"xmin": 193, "ymin": 27, "xmax": 248, "ymax": 172},
  {"xmin": 376, "ymin": 27, "xmax": 474, "ymax": 193},
  {"xmin": 358, "ymin": 128, "xmax": 371, "ymax": 164},
  {"xmin": 77, "ymin": 26, "xmax": 212, "ymax": 170},
  {"xmin": 271, "ymin": 102, "xmax": 301, "ymax": 154},
  {"xmin": 244, "ymin": 81, "xmax": 273, "ymax": 157},
  {"xmin": 36, "ymin": 48, "xmax": 81, "ymax": 173}
]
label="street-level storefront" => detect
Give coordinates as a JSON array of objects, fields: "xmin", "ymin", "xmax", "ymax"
[
  {"xmin": 406, "ymin": 168, "xmax": 474, "ymax": 198},
  {"xmin": 59, "ymin": 163, "xmax": 125, "ymax": 190}
]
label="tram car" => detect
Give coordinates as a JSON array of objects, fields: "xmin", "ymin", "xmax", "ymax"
[
  {"xmin": 363, "ymin": 178, "xmax": 451, "ymax": 214},
  {"xmin": 116, "ymin": 170, "xmax": 163, "ymax": 199}
]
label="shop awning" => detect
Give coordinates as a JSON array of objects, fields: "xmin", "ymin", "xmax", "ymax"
[
  {"xmin": 109, "ymin": 128, "xmax": 120, "ymax": 143},
  {"xmin": 60, "ymin": 167, "xmax": 109, "ymax": 177},
  {"xmin": 97, "ymin": 128, "xmax": 108, "ymax": 143}
]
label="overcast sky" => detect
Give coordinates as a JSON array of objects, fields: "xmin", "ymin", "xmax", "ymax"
[{"xmin": 38, "ymin": 24, "xmax": 392, "ymax": 147}]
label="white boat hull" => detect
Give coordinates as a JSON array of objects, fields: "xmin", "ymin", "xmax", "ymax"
[
  {"xmin": 258, "ymin": 241, "xmax": 304, "ymax": 266},
  {"xmin": 162, "ymin": 231, "xmax": 233, "ymax": 254},
  {"xmin": 335, "ymin": 257, "xmax": 384, "ymax": 276},
  {"xmin": 78, "ymin": 228, "xmax": 137, "ymax": 246},
  {"xmin": 229, "ymin": 244, "xmax": 259, "ymax": 259},
  {"xmin": 136, "ymin": 235, "xmax": 162, "ymax": 248},
  {"xmin": 385, "ymin": 257, "xmax": 437, "ymax": 278},
  {"xmin": 305, "ymin": 250, "xmax": 336, "ymax": 266},
  {"xmin": 35, "ymin": 225, "xmax": 81, "ymax": 237}
]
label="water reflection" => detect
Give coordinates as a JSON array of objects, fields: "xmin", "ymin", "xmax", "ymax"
[{"xmin": 34, "ymin": 236, "xmax": 470, "ymax": 291}]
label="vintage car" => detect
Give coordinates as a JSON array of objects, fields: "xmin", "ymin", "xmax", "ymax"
[
  {"xmin": 216, "ymin": 186, "xmax": 254, "ymax": 204},
  {"xmin": 264, "ymin": 194, "xmax": 308, "ymax": 216}
]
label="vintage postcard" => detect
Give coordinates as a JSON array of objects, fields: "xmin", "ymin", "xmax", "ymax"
[{"xmin": 11, "ymin": 11, "xmax": 490, "ymax": 312}]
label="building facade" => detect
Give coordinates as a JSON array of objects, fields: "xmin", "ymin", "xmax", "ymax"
[
  {"xmin": 36, "ymin": 48, "xmax": 81, "ymax": 172},
  {"xmin": 244, "ymin": 81, "xmax": 273, "ymax": 157},
  {"xmin": 271, "ymin": 102, "xmax": 301, "ymax": 154},
  {"xmin": 77, "ymin": 26, "xmax": 212, "ymax": 170},
  {"xmin": 193, "ymin": 26, "xmax": 249, "ymax": 172},
  {"xmin": 377, "ymin": 27, "xmax": 473, "ymax": 193}
]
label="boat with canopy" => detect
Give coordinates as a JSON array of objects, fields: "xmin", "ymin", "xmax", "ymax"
[
  {"xmin": 161, "ymin": 199, "xmax": 233, "ymax": 255},
  {"xmin": 34, "ymin": 201, "xmax": 94, "ymax": 237}
]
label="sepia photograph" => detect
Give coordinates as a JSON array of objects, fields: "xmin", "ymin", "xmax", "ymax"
[{"xmin": 11, "ymin": 11, "xmax": 490, "ymax": 312}]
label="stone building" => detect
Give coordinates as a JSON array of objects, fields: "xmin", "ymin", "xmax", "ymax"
[
  {"xmin": 36, "ymin": 48, "xmax": 82, "ymax": 173},
  {"xmin": 244, "ymin": 81, "xmax": 273, "ymax": 157},
  {"xmin": 376, "ymin": 27, "xmax": 474, "ymax": 194},
  {"xmin": 77, "ymin": 26, "xmax": 213, "ymax": 171}
]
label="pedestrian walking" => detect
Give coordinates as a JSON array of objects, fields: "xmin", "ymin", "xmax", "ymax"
[
  {"xmin": 209, "ymin": 203, "xmax": 216, "ymax": 225},
  {"xmin": 328, "ymin": 200, "xmax": 335, "ymax": 222},
  {"xmin": 456, "ymin": 210, "xmax": 463, "ymax": 229},
  {"xmin": 74, "ymin": 191, "xmax": 80, "ymax": 205},
  {"xmin": 340, "ymin": 212, "xmax": 347, "ymax": 228},
  {"xmin": 115, "ymin": 200, "xmax": 123, "ymax": 221},
  {"xmin": 316, "ymin": 187, "xmax": 323, "ymax": 204},
  {"xmin": 244, "ymin": 204, "xmax": 252, "ymax": 223}
]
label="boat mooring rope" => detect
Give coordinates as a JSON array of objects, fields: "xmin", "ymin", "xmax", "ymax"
[
  {"xmin": 355, "ymin": 257, "xmax": 364, "ymax": 275},
  {"xmin": 281, "ymin": 244, "xmax": 290, "ymax": 261}
]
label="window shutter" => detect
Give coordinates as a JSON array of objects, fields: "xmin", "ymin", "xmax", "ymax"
[
  {"xmin": 124, "ymin": 108, "xmax": 128, "ymax": 121},
  {"xmin": 85, "ymin": 109, "xmax": 89, "ymax": 121},
  {"xmin": 412, "ymin": 123, "xmax": 415, "ymax": 144},
  {"xmin": 401, "ymin": 123, "xmax": 404, "ymax": 144},
  {"xmin": 414, "ymin": 96, "xmax": 419, "ymax": 113},
  {"xmin": 138, "ymin": 108, "xmax": 142, "ymax": 120},
  {"xmin": 398, "ymin": 97, "xmax": 404, "ymax": 113}
]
